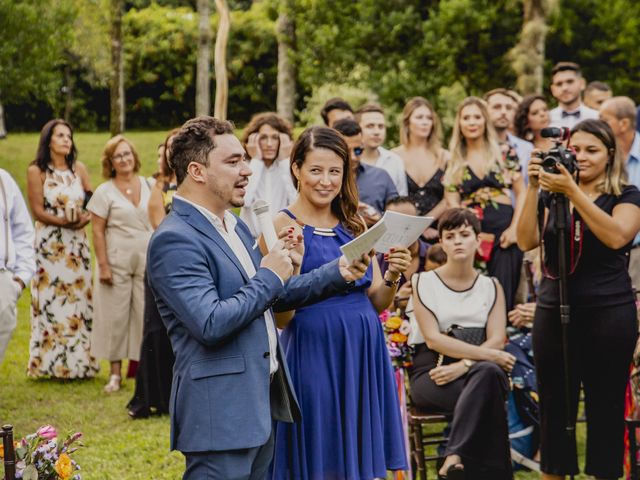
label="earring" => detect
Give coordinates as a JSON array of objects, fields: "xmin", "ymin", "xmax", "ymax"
[{"xmin": 296, "ymin": 181, "xmax": 301, "ymax": 193}]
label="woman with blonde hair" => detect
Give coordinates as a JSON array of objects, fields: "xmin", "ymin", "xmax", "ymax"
[
  {"xmin": 444, "ymin": 96, "xmax": 525, "ymax": 311},
  {"xmin": 393, "ymin": 97, "xmax": 449, "ymax": 240},
  {"xmin": 517, "ymin": 119, "xmax": 640, "ymax": 479},
  {"xmin": 87, "ymin": 135, "xmax": 153, "ymax": 393}
]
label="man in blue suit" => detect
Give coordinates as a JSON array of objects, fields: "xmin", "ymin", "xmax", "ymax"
[{"xmin": 146, "ymin": 116, "xmax": 370, "ymax": 479}]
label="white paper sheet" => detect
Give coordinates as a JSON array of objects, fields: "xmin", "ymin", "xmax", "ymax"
[{"xmin": 339, "ymin": 211, "xmax": 434, "ymax": 262}]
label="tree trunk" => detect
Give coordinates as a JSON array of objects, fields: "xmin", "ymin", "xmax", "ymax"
[
  {"xmin": 196, "ymin": 0, "xmax": 212, "ymax": 117},
  {"xmin": 510, "ymin": 0, "xmax": 557, "ymax": 95},
  {"xmin": 0, "ymin": 98, "xmax": 6, "ymax": 139},
  {"xmin": 276, "ymin": 0, "xmax": 296, "ymax": 123},
  {"xmin": 213, "ymin": 0, "xmax": 230, "ymax": 120},
  {"xmin": 63, "ymin": 62, "xmax": 74, "ymax": 122},
  {"xmin": 109, "ymin": 0, "xmax": 125, "ymax": 136}
]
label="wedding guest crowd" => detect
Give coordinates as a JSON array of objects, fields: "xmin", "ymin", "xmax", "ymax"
[{"xmin": 2, "ymin": 57, "xmax": 640, "ymax": 479}]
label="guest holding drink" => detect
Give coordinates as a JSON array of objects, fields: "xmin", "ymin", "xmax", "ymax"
[{"xmin": 26, "ymin": 119, "xmax": 99, "ymax": 379}]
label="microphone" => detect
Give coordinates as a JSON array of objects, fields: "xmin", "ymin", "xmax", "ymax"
[{"xmin": 252, "ymin": 200, "xmax": 278, "ymax": 250}]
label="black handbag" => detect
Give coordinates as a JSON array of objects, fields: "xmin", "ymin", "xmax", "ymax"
[{"xmin": 437, "ymin": 324, "xmax": 486, "ymax": 366}]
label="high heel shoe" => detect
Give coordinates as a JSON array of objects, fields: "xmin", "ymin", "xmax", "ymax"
[{"xmin": 104, "ymin": 374, "xmax": 121, "ymax": 393}]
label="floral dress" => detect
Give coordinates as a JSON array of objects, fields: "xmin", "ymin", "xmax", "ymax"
[
  {"xmin": 28, "ymin": 167, "xmax": 99, "ymax": 378},
  {"xmin": 445, "ymin": 151, "xmax": 523, "ymax": 311}
]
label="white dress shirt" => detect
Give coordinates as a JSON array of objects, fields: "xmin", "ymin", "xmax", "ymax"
[
  {"xmin": 240, "ymin": 157, "xmax": 297, "ymax": 238},
  {"xmin": 549, "ymin": 103, "xmax": 599, "ymax": 130},
  {"xmin": 0, "ymin": 169, "xmax": 35, "ymax": 286},
  {"xmin": 175, "ymin": 195, "xmax": 280, "ymax": 374},
  {"xmin": 372, "ymin": 147, "xmax": 408, "ymax": 197}
]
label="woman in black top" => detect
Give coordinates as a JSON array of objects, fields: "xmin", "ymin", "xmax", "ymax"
[
  {"xmin": 444, "ymin": 97, "xmax": 525, "ymax": 311},
  {"xmin": 517, "ymin": 119, "xmax": 640, "ymax": 479},
  {"xmin": 393, "ymin": 97, "xmax": 450, "ymax": 241}
]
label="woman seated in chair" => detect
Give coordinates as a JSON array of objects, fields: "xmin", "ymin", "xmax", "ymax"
[{"xmin": 407, "ymin": 207, "xmax": 516, "ymax": 479}]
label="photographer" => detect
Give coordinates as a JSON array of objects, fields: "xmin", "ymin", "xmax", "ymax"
[{"xmin": 516, "ymin": 119, "xmax": 640, "ymax": 479}]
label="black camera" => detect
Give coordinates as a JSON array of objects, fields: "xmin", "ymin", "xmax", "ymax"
[{"xmin": 539, "ymin": 127, "xmax": 578, "ymax": 175}]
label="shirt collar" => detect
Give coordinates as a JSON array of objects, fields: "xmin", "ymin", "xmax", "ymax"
[{"xmin": 173, "ymin": 194, "xmax": 236, "ymax": 233}]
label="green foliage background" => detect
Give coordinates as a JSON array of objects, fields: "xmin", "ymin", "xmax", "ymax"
[{"xmin": 2, "ymin": 0, "xmax": 640, "ymax": 137}]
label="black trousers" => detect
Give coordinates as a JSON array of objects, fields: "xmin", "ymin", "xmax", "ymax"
[
  {"xmin": 533, "ymin": 302, "xmax": 638, "ymax": 478},
  {"xmin": 409, "ymin": 345, "xmax": 513, "ymax": 478}
]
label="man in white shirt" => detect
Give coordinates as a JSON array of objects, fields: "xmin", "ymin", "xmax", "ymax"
[
  {"xmin": 584, "ymin": 81, "xmax": 612, "ymax": 111},
  {"xmin": 356, "ymin": 103, "xmax": 408, "ymax": 196},
  {"xmin": 484, "ymin": 88, "xmax": 534, "ymax": 175},
  {"xmin": 549, "ymin": 62, "xmax": 599, "ymax": 129},
  {"xmin": 0, "ymin": 168, "xmax": 35, "ymax": 362}
]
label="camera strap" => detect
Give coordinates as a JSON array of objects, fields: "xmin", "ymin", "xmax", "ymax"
[{"xmin": 537, "ymin": 194, "xmax": 584, "ymax": 280}]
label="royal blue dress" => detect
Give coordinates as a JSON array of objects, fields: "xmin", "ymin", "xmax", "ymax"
[{"xmin": 270, "ymin": 210, "xmax": 407, "ymax": 480}]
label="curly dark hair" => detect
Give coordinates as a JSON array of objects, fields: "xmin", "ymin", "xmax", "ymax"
[
  {"xmin": 240, "ymin": 112, "xmax": 293, "ymax": 148},
  {"xmin": 514, "ymin": 94, "xmax": 547, "ymax": 140}
]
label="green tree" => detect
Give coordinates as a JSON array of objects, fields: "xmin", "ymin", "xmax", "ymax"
[
  {"xmin": 547, "ymin": 0, "xmax": 640, "ymax": 101},
  {"xmin": 0, "ymin": 0, "xmax": 76, "ymax": 135}
]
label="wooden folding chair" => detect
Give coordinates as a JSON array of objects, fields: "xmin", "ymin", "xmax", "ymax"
[{"xmin": 0, "ymin": 424, "xmax": 15, "ymax": 480}]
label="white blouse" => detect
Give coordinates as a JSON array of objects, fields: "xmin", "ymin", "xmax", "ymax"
[{"xmin": 407, "ymin": 270, "xmax": 497, "ymax": 346}]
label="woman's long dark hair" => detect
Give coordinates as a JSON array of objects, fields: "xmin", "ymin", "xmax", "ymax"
[
  {"xmin": 31, "ymin": 119, "xmax": 77, "ymax": 173},
  {"xmin": 290, "ymin": 126, "xmax": 365, "ymax": 236}
]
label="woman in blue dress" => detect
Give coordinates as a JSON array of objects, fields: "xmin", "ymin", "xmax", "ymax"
[{"xmin": 270, "ymin": 126, "xmax": 410, "ymax": 479}]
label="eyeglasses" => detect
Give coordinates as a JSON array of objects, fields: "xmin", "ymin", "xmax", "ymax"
[
  {"xmin": 353, "ymin": 147, "xmax": 363, "ymax": 156},
  {"xmin": 112, "ymin": 151, "xmax": 133, "ymax": 162}
]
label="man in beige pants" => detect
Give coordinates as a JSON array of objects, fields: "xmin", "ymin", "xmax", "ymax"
[{"xmin": 0, "ymin": 168, "xmax": 35, "ymax": 363}]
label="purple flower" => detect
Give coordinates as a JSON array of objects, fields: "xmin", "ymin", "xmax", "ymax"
[{"xmin": 37, "ymin": 425, "xmax": 57, "ymax": 440}]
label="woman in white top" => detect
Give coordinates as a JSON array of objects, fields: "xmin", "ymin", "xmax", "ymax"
[
  {"xmin": 239, "ymin": 112, "xmax": 297, "ymax": 238},
  {"xmin": 408, "ymin": 208, "xmax": 515, "ymax": 479},
  {"xmin": 87, "ymin": 135, "xmax": 153, "ymax": 393}
]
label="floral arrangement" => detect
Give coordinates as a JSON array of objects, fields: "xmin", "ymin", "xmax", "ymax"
[
  {"xmin": 1, "ymin": 425, "xmax": 83, "ymax": 479},
  {"xmin": 379, "ymin": 309, "xmax": 413, "ymax": 369}
]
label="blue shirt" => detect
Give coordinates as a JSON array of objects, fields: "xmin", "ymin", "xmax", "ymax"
[
  {"xmin": 355, "ymin": 163, "xmax": 398, "ymax": 214},
  {"xmin": 627, "ymin": 133, "xmax": 640, "ymax": 246}
]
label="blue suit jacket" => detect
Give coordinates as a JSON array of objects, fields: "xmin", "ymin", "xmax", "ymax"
[{"xmin": 147, "ymin": 198, "xmax": 349, "ymax": 453}]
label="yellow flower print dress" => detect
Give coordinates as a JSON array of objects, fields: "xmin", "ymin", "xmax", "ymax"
[{"xmin": 28, "ymin": 168, "xmax": 99, "ymax": 378}]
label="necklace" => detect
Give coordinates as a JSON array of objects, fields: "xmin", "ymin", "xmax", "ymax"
[{"xmin": 125, "ymin": 188, "xmax": 133, "ymax": 195}]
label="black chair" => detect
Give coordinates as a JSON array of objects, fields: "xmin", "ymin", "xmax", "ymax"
[{"xmin": 0, "ymin": 424, "xmax": 15, "ymax": 480}]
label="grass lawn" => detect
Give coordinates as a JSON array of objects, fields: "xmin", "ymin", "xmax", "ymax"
[{"xmin": 0, "ymin": 132, "xmax": 591, "ymax": 478}]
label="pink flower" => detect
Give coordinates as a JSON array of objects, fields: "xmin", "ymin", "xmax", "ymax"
[{"xmin": 37, "ymin": 425, "xmax": 57, "ymax": 440}]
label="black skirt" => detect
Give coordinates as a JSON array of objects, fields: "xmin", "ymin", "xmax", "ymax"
[{"xmin": 127, "ymin": 274, "xmax": 175, "ymax": 418}]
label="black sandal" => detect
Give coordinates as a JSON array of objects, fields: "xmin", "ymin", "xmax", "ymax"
[{"xmin": 445, "ymin": 464, "xmax": 465, "ymax": 480}]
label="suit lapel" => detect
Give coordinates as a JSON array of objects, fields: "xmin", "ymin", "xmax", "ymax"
[{"xmin": 173, "ymin": 198, "xmax": 249, "ymax": 282}]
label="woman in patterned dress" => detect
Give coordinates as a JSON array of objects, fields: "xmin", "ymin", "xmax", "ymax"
[
  {"xmin": 443, "ymin": 96, "xmax": 525, "ymax": 312},
  {"xmin": 26, "ymin": 119, "xmax": 99, "ymax": 379}
]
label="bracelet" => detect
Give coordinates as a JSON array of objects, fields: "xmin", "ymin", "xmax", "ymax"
[{"xmin": 384, "ymin": 276, "xmax": 400, "ymax": 288}]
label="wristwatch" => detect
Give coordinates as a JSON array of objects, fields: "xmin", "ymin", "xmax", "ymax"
[
  {"xmin": 462, "ymin": 359, "xmax": 474, "ymax": 370},
  {"xmin": 384, "ymin": 276, "xmax": 401, "ymax": 288}
]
